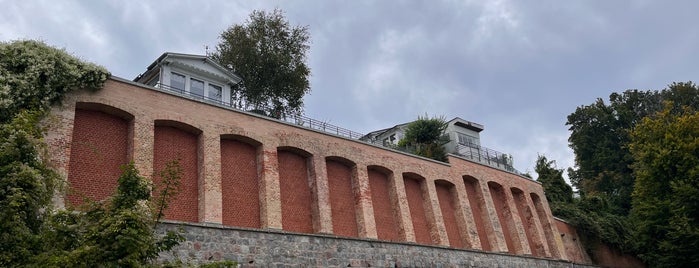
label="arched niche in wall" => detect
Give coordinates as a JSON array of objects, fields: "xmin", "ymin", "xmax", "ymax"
[
  {"xmin": 511, "ymin": 187, "xmax": 544, "ymax": 257},
  {"xmin": 487, "ymin": 181, "xmax": 518, "ymax": 254},
  {"xmin": 434, "ymin": 179, "xmax": 464, "ymax": 248},
  {"xmin": 220, "ymin": 134, "xmax": 262, "ymax": 228},
  {"xmin": 462, "ymin": 175, "xmax": 491, "ymax": 251},
  {"xmin": 367, "ymin": 165, "xmax": 400, "ymax": 241},
  {"xmin": 153, "ymin": 119, "xmax": 202, "ymax": 223},
  {"xmin": 402, "ymin": 172, "xmax": 433, "ymax": 245},
  {"xmin": 325, "ymin": 156, "xmax": 359, "ymax": 237},
  {"xmin": 531, "ymin": 192, "xmax": 561, "ymax": 258},
  {"xmin": 277, "ymin": 146, "xmax": 314, "ymax": 234},
  {"xmin": 67, "ymin": 102, "xmax": 134, "ymax": 206}
]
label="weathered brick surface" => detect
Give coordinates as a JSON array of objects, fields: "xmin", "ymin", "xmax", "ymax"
[
  {"xmin": 156, "ymin": 222, "xmax": 597, "ymax": 268},
  {"xmin": 403, "ymin": 175, "xmax": 432, "ymax": 245},
  {"xmin": 67, "ymin": 108, "xmax": 129, "ymax": 205},
  {"xmin": 154, "ymin": 125, "xmax": 199, "ymax": 222},
  {"xmin": 368, "ymin": 168, "xmax": 400, "ymax": 241},
  {"xmin": 436, "ymin": 181, "xmax": 463, "ymax": 248},
  {"xmin": 278, "ymin": 150, "xmax": 314, "ymax": 234},
  {"xmin": 220, "ymin": 139, "xmax": 260, "ymax": 228},
  {"xmin": 326, "ymin": 159, "xmax": 358, "ymax": 237},
  {"xmin": 45, "ymin": 78, "xmax": 588, "ymax": 264}
]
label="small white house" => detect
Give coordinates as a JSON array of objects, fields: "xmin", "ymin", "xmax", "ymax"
[
  {"xmin": 360, "ymin": 117, "xmax": 484, "ymax": 150},
  {"xmin": 134, "ymin": 52, "xmax": 242, "ymax": 105}
]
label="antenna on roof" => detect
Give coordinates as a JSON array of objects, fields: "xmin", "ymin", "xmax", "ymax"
[{"xmin": 204, "ymin": 45, "xmax": 209, "ymax": 56}]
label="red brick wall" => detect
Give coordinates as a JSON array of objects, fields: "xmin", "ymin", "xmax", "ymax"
[
  {"xmin": 488, "ymin": 182, "xmax": 516, "ymax": 253},
  {"xmin": 531, "ymin": 193, "xmax": 560, "ymax": 258},
  {"xmin": 326, "ymin": 159, "xmax": 359, "ymax": 237},
  {"xmin": 221, "ymin": 138, "xmax": 260, "ymax": 228},
  {"xmin": 278, "ymin": 150, "xmax": 313, "ymax": 233},
  {"xmin": 368, "ymin": 168, "xmax": 400, "ymax": 241},
  {"xmin": 67, "ymin": 109, "xmax": 129, "ymax": 206},
  {"xmin": 463, "ymin": 176, "xmax": 491, "ymax": 251},
  {"xmin": 512, "ymin": 188, "xmax": 541, "ymax": 256},
  {"xmin": 153, "ymin": 125, "xmax": 199, "ymax": 222},
  {"xmin": 404, "ymin": 175, "xmax": 432, "ymax": 244},
  {"xmin": 436, "ymin": 181, "xmax": 464, "ymax": 248}
]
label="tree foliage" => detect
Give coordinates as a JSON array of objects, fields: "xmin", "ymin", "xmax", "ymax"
[
  {"xmin": 398, "ymin": 115, "xmax": 449, "ymax": 162},
  {"xmin": 213, "ymin": 9, "xmax": 311, "ymax": 117},
  {"xmin": 0, "ymin": 40, "xmax": 203, "ymax": 267},
  {"xmin": 629, "ymin": 104, "xmax": 699, "ymax": 267},
  {"xmin": 566, "ymin": 82, "xmax": 699, "ymax": 215},
  {"xmin": 534, "ymin": 155, "xmax": 573, "ymax": 204}
]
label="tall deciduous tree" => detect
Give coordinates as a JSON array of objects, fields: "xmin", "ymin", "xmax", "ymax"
[
  {"xmin": 629, "ymin": 104, "xmax": 699, "ymax": 267},
  {"xmin": 566, "ymin": 82, "xmax": 699, "ymax": 215},
  {"xmin": 213, "ymin": 9, "xmax": 311, "ymax": 117},
  {"xmin": 534, "ymin": 155, "xmax": 573, "ymax": 204}
]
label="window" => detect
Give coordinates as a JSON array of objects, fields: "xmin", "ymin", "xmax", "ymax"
[
  {"xmin": 170, "ymin": 72, "xmax": 185, "ymax": 92},
  {"xmin": 208, "ymin": 84, "xmax": 222, "ymax": 101},
  {"xmin": 457, "ymin": 133, "xmax": 478, "ymax": 146},
  {"xmin": 190, "ymin": 78, "xmax": 204, "ymax": 97}
]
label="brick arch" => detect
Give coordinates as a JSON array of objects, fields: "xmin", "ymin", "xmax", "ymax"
[
  {"xmin": 153, "ymin": 120, "xmax": 201, "ymax": 222},
  {"xmin": 488, "ymin": 181, "xmax": 518, "ymax": 254},
  {"xmin": 325, "ymin": 156, "xmax": 358, "ymax": 237},
  {"xmin": 462, "ymin": 175, "xmax": 491, "ymax": 251},
  {"xmin": 531, "ymin": 192, "xmax": 561, "ymax": 258},
  {"xmin": 220, "ymin": 134, "xmax": 261, "ymax": 228},
  {"xmin": 402, "ymin": 172, "xmax": 432, "ymax": 245},
  {"xmin": 367, "ymin": 165, "xmax": 400, "ymax": 241},
  {"xmin": 511, "ymin": 187, "xmax": 544, "ymax": 257},
  {"xmin": 67, "ymin": 103, "xmax": 133, "ymax": 206},
  {"xmin": 277, "ymin": 146, "xmax": 314, "ymax": 233},
  {"xmin": 435, "ymin": 179, "xmax": 464, "ymax": 248}
]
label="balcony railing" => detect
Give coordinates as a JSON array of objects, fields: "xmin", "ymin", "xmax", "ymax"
[
  {"xmin": 454, "ymin": 142, "xmax": 520, "ymax": 174},
  {"xmin": 154, "ymin": 83, "xmax": 365, "ymax": 139}
]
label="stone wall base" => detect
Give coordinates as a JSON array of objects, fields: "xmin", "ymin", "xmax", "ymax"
[{"xmin": 157, "ymin": 222, "xmax": 596, "ymax": 268}]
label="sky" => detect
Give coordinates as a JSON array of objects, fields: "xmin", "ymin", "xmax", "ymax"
[{"xmin": 2, "ymin": 0, "xmax": 698, "ymax": 178}]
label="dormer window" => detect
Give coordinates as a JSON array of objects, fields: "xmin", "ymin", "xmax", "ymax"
[
  {"xmin": 190, "ymin": 78, "xmax": 204, "ymax": 97},
  {"xmin": 171, "ymin": 72, "xmax": 185, "ymax": 92}
]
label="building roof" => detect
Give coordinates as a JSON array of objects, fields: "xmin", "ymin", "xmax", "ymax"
[{"xmin": 134, "ymin": 52, "xmax": 243, "ymax": 84}]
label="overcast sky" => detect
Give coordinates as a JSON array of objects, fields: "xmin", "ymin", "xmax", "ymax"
[{"xmin": 3, "ymin": 0, "xmax": 698, "ymax": 177}]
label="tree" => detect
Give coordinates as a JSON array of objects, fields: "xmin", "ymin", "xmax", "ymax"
[
  {"xmin": 534, "ymin": 155, "xmax": 573, "ymax": 204},
  {"xmin": 398, "ymin": 115, "xmax": 449, "ymax": 162},
  {"xmin": 566, "ymin": 82, "xmax": 699, "ymax": 215},
  {"xmin": 213, "ymin": 9, "xmax": 311, "ymax": 117},
  {"xmin": 629, "ymin": 104, "xmax": 699, "ymax": 267}
]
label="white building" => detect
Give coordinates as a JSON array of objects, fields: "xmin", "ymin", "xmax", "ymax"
[
  {"xmin": 361, "ymin": 117, "xmax": 483, "ymax": 150},
  {"xmin": 134, "ymin": 52, "xmax": 242, "ymax": 105}
]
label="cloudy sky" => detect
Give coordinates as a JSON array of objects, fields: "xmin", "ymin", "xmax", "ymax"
[{"xmin": 3, "ymin": 0, "xmax": 698, "ymax": 177}]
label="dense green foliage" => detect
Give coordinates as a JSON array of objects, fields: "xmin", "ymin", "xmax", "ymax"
[
  {"xmin": 0, "ymin": 40, "xmax": 109, "ymax": 266},
  {"xmin": 0, "ymin": 40, "xmax": 109, "ymax": 123},
  {"xmin": 534, "ymin": 155, "xmax": 573, "ymax": 204},
  {"xmin": 566, "ymin": 82, "xmax": 699, "ymax": 214},
  {"xmin": 559, "ymin": 82, "xmax": 699, "ymax": 266},
  {"xmin": 398, "ymin": 115, "xmax": 449, "ymax": 162},
  {"xmin": 0, "ymin": 40, "xmax": 230, "ymax": 267},
  {"xmin": 629, "ymin": 104, "xmax": 699, "ymax": 267},
  {"xmin": 213, "ymin": 9, "xmax": 311, "ymax": 117}
]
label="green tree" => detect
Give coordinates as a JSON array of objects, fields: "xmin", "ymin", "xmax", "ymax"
[
  {"xmin": 0, "ymin": 40, "xmax": 108, "ymax": 266},
  {"xmin": 534, "ymin": 155, "xmax": 573, "ymax": 204},
  {"xmin": 398, "ymin": 115, "xmax": 449, "ymax": 162},
  {"xmin": 566, "ymin": 82, "xmax": 699, "ymax": 215},
  {"xmin": 213, "ymin": 9, "xmax": 311, "ymax": 117},
  {"xmin": 629, "ymin": 104, "xmax": 699, "ymax": 267}
]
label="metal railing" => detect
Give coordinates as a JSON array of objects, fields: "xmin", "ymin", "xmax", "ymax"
[
  {"xmin": 154, "ymin": 83, "xmax": 365, "ymax": 139},
  {"xmin": 454, "ymin": 142, "xmax": 521, "ymax": 174}
]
